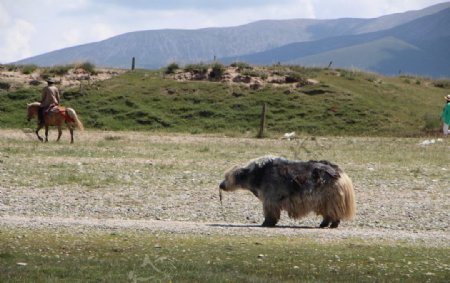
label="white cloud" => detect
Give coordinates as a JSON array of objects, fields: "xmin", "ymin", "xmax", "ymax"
[
  {"xmin": 90, "ymin": 23, "xmax": 116, "ymax": 41},
  {"xmin": 108, "ymin": 0, "xmax": 316, "ymax": 30},
  {"xmin": 310, "ymin": 0, "xmax": 447, "ymax": 19},
  {"xmin": 0, "ymin": 3, "xmax": 10, "ymax": 26},
  {"xmin": 62, "ymin": 29, "xmax": 83, "ymax": 47},
  {"xmin": 0, "ymin": 19, "xmax": 35, "ymax": 63}
]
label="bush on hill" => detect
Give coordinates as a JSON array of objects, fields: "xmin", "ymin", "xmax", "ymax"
[{"xmin": 165, "ymin": 63, "xmax": 179, "ymax": 74}]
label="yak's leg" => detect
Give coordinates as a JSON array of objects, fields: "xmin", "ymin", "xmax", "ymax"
[
  {"xmin": 56, "ymin": 126, "xmax": 62, "ymax": 141},
  {"xmin": 262, "ymin": 201, "xmax": 281, "ymax": 227},
  {"xmin": 44, "ymin": 126, "xmax": 49, "ymax": 142},
  {"xmin": 330, "ymin": 220, "xmax": 340, "ymax": 228},
  {"xmin": 320, "ymin": 217, "xmax": 340, "ymax": 228},
  {"xmin": 320, "ymin": 217, "xmax": 331, "ymax": 228},
  {"xmin": 35, "ymin": 124, "xmax": 44, "ymax": 142}
]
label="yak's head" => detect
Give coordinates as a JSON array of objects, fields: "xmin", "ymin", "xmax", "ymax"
[
  {"xmin": 219, "ymin": 166, "xmax": 251, "ymax": 192},
  {"xmin": 219, "ymin": 156, "xmax": 277, "ymax": 192}
]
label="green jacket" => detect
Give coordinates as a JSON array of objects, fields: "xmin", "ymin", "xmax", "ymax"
[{"xmin": 442, "ymin": 102, "xmax": 450, "ymax": 124}]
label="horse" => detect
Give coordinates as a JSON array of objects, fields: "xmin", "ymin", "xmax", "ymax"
[{"xmin": 27, "ymin": 102, "xmax": 84, "ymax": 143}]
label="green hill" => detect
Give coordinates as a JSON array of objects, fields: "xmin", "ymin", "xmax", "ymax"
[{"xmin": 0, "ymin": 65, "xmax": 448, "ymax": 137}]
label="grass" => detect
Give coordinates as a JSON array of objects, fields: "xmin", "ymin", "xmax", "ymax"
[
  {"xmin": 1, "ymin": 131, "xmax": 448, "ymax": 190},
  {"xmin": 0, "ymin": 65, "xmax": 447, "ymax": 136},
  {"xmin": 0, "ymin": 228, "xmax": 448, "ymax": 282},
  {"xmin": 0, "ymin": 130, "xmax": 449, "ymax": 281}
]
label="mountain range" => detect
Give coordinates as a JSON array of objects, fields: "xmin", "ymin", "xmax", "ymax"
[{"xmin": 15, "ymin": 2, "xmax": 450, "ymax": 78}]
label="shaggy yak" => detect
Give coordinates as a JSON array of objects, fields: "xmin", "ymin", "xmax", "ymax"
[{"xmin": 219, "ymin": 156, "xmax": 356, "ymax": 228}]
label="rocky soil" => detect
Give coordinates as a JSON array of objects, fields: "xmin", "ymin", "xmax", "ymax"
[
  {"xmin": 0, "ymin": 66, "xmax": 124, "ymax": 90},
  {"xmin": 0, "ymin": 130, "xmax": 449, "ymax": 246}
]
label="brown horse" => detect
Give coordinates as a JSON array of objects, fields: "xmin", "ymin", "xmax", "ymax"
[{"xmin": 27, "ymin": 102, "xmax": 84, "ymax": 143}]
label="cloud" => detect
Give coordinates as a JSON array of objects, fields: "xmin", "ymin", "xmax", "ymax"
[
  {"xmin": 94, "ymin": 0, "xmax": 306, "ymax": 11},
  {"xmin": 90, "ymin": 24, "xmax": 116, "ymax": 41},
  {"xmin": 0, "ymin": 3, "xmax": 10, "ymax": 26},
  {"xmin": 106, "ymin": 0, "xmax": 315, "ymax": 30},
  {"xmin": 310, "ymin": 0, "xmax": 447, "ymax": 19},
  {"xmin": 0, "ymin": 19, "xmax": 35, "ymax": 63},
  {"xmin": 62, "ymin": 29, "xmax": 83, "ymax": 47}
]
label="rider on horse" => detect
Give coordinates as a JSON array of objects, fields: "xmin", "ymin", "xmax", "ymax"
[{"xmin": 39, "ymin": 78, "xmax": 60, "ymax": 125}]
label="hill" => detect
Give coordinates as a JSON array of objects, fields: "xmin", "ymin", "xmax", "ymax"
[
  {"xmin": 0, "ymin": 64, "xmax": 448, "ymax": 137},
  {"xmin": 13, "ymin": 3, "xmax": 450, "ymax": 78},
  {"xmin": 223, "ymin": 7, "xmax": 450, "ymax": 78}
]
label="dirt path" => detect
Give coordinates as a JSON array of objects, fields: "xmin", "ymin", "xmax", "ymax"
[{"xmin": 1, "ymin": 215, "xmax": 448, "ymax": 247}]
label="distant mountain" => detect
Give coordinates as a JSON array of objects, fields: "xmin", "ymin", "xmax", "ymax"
[
  {"xmin": 225, "ymin": 7, "xmax": 450, "ymax": 78},
  {"xmin": 15, "ymin": 2, "xmax": 450, "ymax": 77}
]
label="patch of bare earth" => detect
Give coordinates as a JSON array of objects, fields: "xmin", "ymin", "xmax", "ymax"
[
  {"xmin": 170, "ymin": 66, "xmax": 318, "ymax": 90},
  {"xmin": 0, "ymin": 67, "xmax": 124, "ymax": 90}
]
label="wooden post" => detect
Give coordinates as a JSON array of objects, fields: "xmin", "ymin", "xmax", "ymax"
[
  {"xmin": 131, "ymin": 57, "xmax": 135, "ymax": 70},
  {"xmin": 257, "ymin": 103, "xmax": 267, "ymax": 138}
]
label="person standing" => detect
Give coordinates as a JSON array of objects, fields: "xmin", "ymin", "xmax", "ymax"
[
  {"xmin": 39, "ymin": 78, "xmax": 60, "ymax": 125},
  {"xmin": 441, "ymin": 94, "xmax": 450, "ymax": 136}
]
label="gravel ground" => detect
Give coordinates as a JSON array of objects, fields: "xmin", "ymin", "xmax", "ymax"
[{"xmin": 0, "ymin": 130, "xmax": 449, "ymax": 246}]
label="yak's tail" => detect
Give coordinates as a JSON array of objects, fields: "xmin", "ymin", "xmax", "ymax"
[
  {"xmin": 336, "ymin": 172, "xmax": 356, "ymax": 219},
  {"xmin": 67, "ymin": 108, "xmax": 84, "ymax": 131}
]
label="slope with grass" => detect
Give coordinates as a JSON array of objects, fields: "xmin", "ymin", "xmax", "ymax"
[{"xmin": 0, "ymin": 66, "xmax": 448, "ymax": 136}]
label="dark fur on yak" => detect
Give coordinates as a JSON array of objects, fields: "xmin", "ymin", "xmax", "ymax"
[{"xmin": 219, "ymin": 156, "xmax": 356, "ymax": 228}]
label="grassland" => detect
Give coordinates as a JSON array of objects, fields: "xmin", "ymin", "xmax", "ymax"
[
  {"xmin": 1, "ymin": 65, "xmax": 449, "ymax": 136},
  {"xmin": 1, "ymin": 228, "xmax": 448, "ymax": 282},
  {"xmin": 0, "ymin": 129, "xmax": 449, "ymax": 282},
  {"xmin": 1, "ymin": 64, "xmax": 449, "ymax": 281}
]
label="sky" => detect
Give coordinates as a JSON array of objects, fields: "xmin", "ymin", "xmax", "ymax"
[{"xmin": 0, "ymin": 0, "xmax": 448, "ymax": 63}]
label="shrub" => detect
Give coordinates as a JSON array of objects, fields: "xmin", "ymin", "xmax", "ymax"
[
  {"xmin": 433, "ymin": 80, "xmax": 450, "ymax": 89},
  {"xmin": 165, "ymin": 63, "xmax": 179, "ymax": 74},
  {"xmin": 241, "ymin": 70, "xmax": 268, "ymax": 80},
  {"xmin": 184, "ymin": 63, "xmax": 208, "ymax": 75},
  {"xmin": 209, "ymin": 63, "xmax": 225, "ymax": 80},
  {"xmin": 5, "ymin": 64, "xmax": 18, "ymax": 71},
  {"xmin": 21, "ymin": 64, "xmax": 38, "ymax": 75},
  {"xmin": 285, "ymin": 72, "xmax": 308, "ymax": 84},
  {"xmin": 40, "ymin": 64, "xmax": 74, "ymax": 79},
  {"xmin": 77, "ymin": 62, "xmax": 96, "ymax": 75},
  {"xmin": 0, "ymin": 82, "xmax": 11, "ymax": 90},
  {"xmin": 231, "ymin": 61, "xmax": 253, "ymax": 71},
  {"xmin": 50, "ymin": 65, "xmax": 73, "ymax": 76},
  {"xmin": 40, "ymin": 72, "xmax": 50, "ymax": 80}
]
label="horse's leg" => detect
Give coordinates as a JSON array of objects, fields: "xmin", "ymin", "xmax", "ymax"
[
  {"xmin": 44, "ymin": 125, "xmax": 49, "ymax": 142},
  {"xmin": 35, "ymin": 125, "xmax": 43, "ymax": 142},
  {"xmin": 57, "ymin": 126, "xmax": 62, "ymax": 142},
  {"xmin": 69, "ymin": 127, "xmax": 74, "ymax": 144}
]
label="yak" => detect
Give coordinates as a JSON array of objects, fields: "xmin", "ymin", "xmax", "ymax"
[{"xmin": 219, "ymin": 156, "xmax": 356, "ymax": 228}]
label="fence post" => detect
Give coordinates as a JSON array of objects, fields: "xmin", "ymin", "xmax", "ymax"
[
  {"xmin": 257, "ymin": 103, "xmax": 267, "ymax": 138},
  {"xmin": 131, "ymin": 57, "xmax": 135, "ymax": 70}
]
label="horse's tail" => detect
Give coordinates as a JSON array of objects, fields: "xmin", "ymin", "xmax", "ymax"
[{"xmin": 66, "ymin": 108, "xmax": 84, "ymax": 130}]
